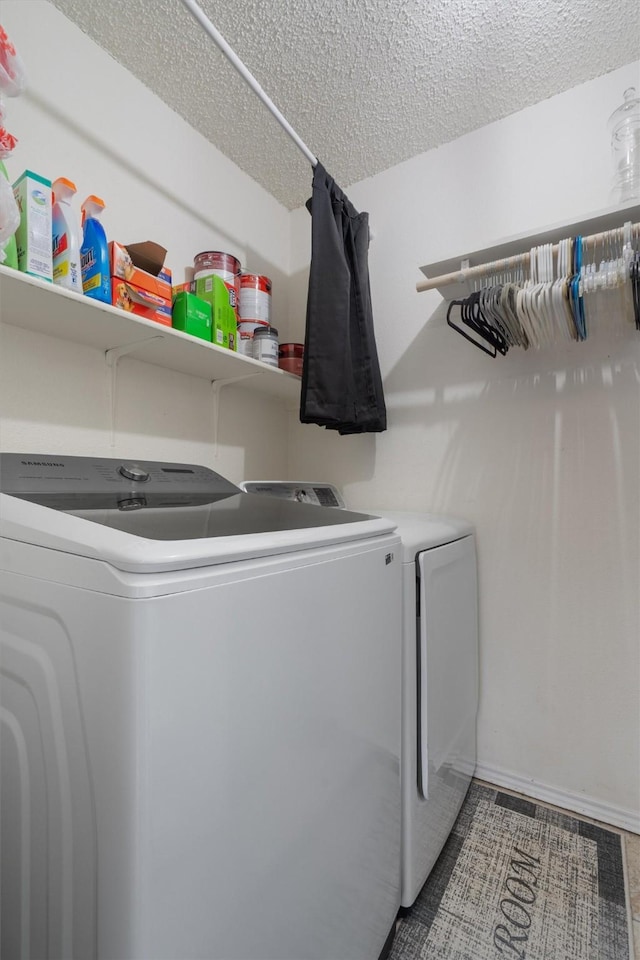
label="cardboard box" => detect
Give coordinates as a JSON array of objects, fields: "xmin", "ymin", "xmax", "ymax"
[
  {"xmin": 13, "ymin": 170, "xmax": 53, "ymax": 281},
  {"xmin": 172, "ymin": 281, "xmax": 194, "ymax": 299},
  {"xmin": 172, "ymin": 292, "xmax": 212, "ymax": 342},
  {"xmin": 110, "ymin": 241, "xmax": 172, "ymax": 299},
  {"xmin": 194, "ymin": 274, "xmax": 237, "ymax": 351},
  {"xmin": 111, "ymin": 279, "xmax": 172, "ymax": 326}
]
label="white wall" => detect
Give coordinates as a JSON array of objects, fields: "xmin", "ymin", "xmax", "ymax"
[
  {"xmin": 0, "ymin": 1, "xmax": 293, "ymax": 481},
  {"xmin": 288, "ymin": 62, "xmax": 640, "ymax": 826}
]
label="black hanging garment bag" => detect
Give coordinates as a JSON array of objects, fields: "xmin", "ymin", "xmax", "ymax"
[{"xmin": 301, "ymin": 161, "xmax": 387, "ymax": 434}]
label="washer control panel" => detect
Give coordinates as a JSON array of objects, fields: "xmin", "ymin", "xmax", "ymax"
[{"xmin": 0, "ymin": 454, "xmax": 240, "ymax": 508}]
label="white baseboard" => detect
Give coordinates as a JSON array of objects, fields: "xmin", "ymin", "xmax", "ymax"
[{"xmin": 474, "ymin": 760, "xmax": 640, "ymax": 835}]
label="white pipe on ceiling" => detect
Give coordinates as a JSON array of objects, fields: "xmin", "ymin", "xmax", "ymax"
[{"xmin": 179, "ymin": 0, "xmax": 318, "ymax": 168}]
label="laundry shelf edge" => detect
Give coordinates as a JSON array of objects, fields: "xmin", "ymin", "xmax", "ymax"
[{"xmin": 0, "ymin": 265, "xmax": 300, "ymax": 402}]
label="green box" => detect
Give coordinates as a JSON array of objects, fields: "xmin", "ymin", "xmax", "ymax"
[
  {"xmin": 171, "ymin": 292, "xmax": 212, "ymax": 341},
  {"xmin": 13, "ymin": 170, "xmax": 52, "ymax": 281},
  {"xmin": 194, "ymin": 274, "xmax": 237, "ymax": 351}
]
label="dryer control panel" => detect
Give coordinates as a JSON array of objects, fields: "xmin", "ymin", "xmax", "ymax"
[{"xmin": 240, "ymin": 481, "xmax": 346, "ymax": 509}]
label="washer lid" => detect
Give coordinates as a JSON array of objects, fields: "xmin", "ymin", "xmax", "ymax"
[{"xmin": 0, "ymin": 455, "xmax": 395, "ymax": 572}]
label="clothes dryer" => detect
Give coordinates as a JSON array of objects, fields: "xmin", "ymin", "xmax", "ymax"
[
  {"xmin": 387, "ymin": 512, "xmax": 478, "ymax": 908},
  {"xmin": 241, "ymin": 484, "xmax": 479, "ymax": 908},
  {"xmin": 0, "ymin": 455, "xmax": 403, "ymax": 960}
]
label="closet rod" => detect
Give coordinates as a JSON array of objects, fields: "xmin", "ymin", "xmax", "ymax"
[
  {"xmin": 416, "ymin": 219, "xmax": 640, "ymax": 293},
  {"xmin": 179, "ymin": 0, "xmax": 318, "ymax": 168}
]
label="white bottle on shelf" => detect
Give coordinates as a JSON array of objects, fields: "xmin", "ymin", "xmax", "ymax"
[{"xmin": 52, "ymin": 176, "xmax": 82, "ymax": 292}]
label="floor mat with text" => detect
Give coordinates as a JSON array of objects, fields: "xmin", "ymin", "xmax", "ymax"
[{"xmin": 391, "ymin": 782, "xmax": 630, "ymax": 960}]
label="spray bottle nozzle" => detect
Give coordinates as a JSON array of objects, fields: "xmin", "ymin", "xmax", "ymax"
[
  {"xmin": 80, "ymin": 194, "xmax": 105, "ymax": 226},
  {"xmin": 53, "ymin": 177, "xmax": 77, "ymax": 204}
]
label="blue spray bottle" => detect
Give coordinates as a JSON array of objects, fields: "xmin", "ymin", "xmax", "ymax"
[{"xmin": 80, "ymin": 195, "xmax": 110, "ymax": 303}]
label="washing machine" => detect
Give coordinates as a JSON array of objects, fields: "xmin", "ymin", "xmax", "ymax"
[
  {"xmin": 0, "ymin": 455, "xmax": 403, "ymax": 960},
  {"xmin": 241, "ymin": 483, "xmax": 478, "ymax": 908}
]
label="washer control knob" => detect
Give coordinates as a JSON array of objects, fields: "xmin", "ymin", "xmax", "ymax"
[{"xmin": 118, "ymin": 463, "xmax": 150, "ymax": 482}]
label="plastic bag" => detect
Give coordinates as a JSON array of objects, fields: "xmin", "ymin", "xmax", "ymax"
[
  {"xmin": 0, "ymin": 25, "xmax": 25, "ymax": 97},
  {"xmin": 0, "ymin": 169, "xmax": 19, "ymax": 261},
  {"xmin": 0, "ymin": 25, "xmax": 25, "ymax": 262}
]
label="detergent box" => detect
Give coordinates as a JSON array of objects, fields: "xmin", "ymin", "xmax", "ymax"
[
  {"xmin": 13, "ymin": 170, "xmax": 53, "ymax": 281},
  {"xmin": 172, "ymin": 281, "xmax": 194, "ymax": 298},
  {"xmin": 111, "ymin": 279, "xmax": 172, "ymax": 326},
  {"xmin": 172, "ymin": 292, "xmax": 212, "ymax": 342},
  {"xmin": 194, "ymin": 273, "xmax": 237, "ymax": 350},
  {"xmin": 109, "ymin": 240, "xmax": 172, "ymax": 299}
]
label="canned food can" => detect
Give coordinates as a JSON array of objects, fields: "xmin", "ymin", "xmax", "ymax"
[
  {"xmin": 237, "ymin": 319, "xmax": 268, "ymax": 336},
  {"xmin": 193, "ymin": 251, "xmax": 241, "ymax": 318},
  {"xmin": 252, "ymin": 325, "xmax": 279, "ymax": 366},
  {"xmin": 239, "ymin": 273, "xmax": 272, "ymax": 324},
  {"xmin": 278, "ymin": 342, "xmax": 304, "ymax": 377},
  {"xmin": 237, "ymin": 331, "xmax": 254, "ymax": 356}
]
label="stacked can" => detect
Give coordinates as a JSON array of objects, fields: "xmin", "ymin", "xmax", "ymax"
[
  {"xmin": 278, "ymin": 343, "xmax": 304, "ymax": 377},
  {"xmin": 252, "ymin": 325, "xmax": 279, "ymax": 366},
  {"xmin": 193, "ymin": 251, "xmax": 241, "ymax": 317},
  {"xmin": 238, "ymin": 273, "xmax": 272, "ymax": 356}
]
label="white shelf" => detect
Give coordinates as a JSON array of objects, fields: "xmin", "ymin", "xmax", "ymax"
[
  {"xmin": 0, "ymin": 265, "xmax": 301, "ymax": 402},
  {"xmin": 419, "ymin": 200, "xmax": 640, "ymax": 301}
]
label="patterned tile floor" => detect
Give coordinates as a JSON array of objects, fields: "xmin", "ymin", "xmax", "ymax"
[
  {"xmin": 474, "ymin": 780, "xmax": 640, "ymax": 960},
  {"xmin": 624, "ymin": 831, "xmax": 640, "ymax": 960}
]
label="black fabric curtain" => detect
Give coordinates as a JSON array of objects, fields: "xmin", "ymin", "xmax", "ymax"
[{"xmin": 300, "ymin": 161, "xmax": 387, "ymax": 434}]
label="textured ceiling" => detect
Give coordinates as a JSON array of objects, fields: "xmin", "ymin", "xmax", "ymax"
[{"xmin": 51, "ymin": 0, "xmax": 639, "ymax": 209}]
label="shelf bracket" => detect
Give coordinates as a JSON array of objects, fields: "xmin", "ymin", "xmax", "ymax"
[
  {"xmin": 211, "ymin": 372, "xmax": 260, "ymax": 456},
  {"xmin": 105, "ymin": 336, "xmax": 165, "ymax": 447}
]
